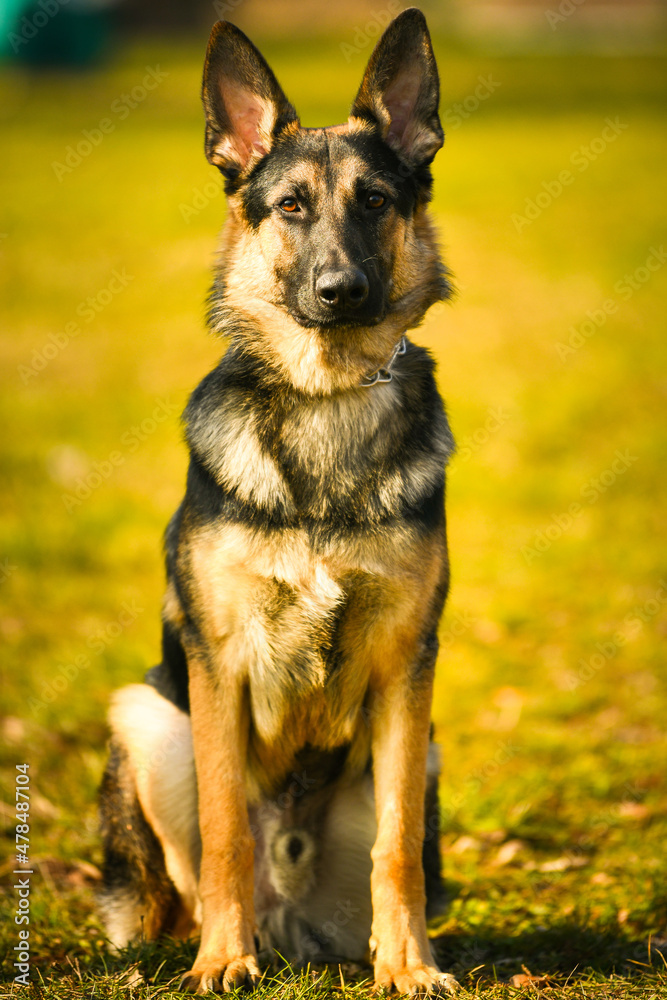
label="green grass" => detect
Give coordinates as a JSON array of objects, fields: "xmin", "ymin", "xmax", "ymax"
[{"xmin": 1, "ymin": 27, "xmax": 666, "ymax": 1000}]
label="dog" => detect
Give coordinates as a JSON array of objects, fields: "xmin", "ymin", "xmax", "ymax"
[{"xmin": 98, "ymin": 8, "xmax": 458, "ymax": 995}]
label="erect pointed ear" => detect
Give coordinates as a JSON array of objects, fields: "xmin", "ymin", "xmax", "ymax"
[
  {"xmin": 350, "ymin": 8, "xmax": 443, "ymax": 167},
  {"xmin": 202, "ymin": 21, "xmax": 298, "ymax": 180}
]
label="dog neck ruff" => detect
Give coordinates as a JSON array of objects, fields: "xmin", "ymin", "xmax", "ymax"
[{"xmin": 359, "ymin": 335, "xmax": 407, "ymax": 387}]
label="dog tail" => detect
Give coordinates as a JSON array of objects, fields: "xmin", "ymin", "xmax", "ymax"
[
  {"xmin": 268, "ymin": 827, "xmax": 318, "ymax": 902},
  {"xmin": 98, "ymin": 683, "xmax": 200, "ymax": 948},
  {"xmin": 98, "ymin": 738, "xmax": 181, "ymax": 947}
]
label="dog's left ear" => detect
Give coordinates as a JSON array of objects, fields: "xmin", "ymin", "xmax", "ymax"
[
  {"xmin": 350, "ymin": 7, "xmax": 442, "ymax": 166},
  {"xmin": 202, "ymin": 20, "xmax": 298, "ymax": 179}
]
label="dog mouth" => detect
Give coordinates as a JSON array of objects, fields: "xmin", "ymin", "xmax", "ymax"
[{"xmin": 290, "ymin": 312, "xmax": 383, "ymax": 330}]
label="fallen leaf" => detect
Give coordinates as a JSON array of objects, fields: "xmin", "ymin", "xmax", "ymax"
[
  {"xmin": 448, "ymin": 835, "xmax": 482, "ymax": 854},
  {"xmin": 492, "ymin": 839, "xmax": 525, "ymax": 867},
  {"xmin": 618, "ymin": 801, "xmax": 650, "ymax": 820},
  {"xmin": 1, "ymin": 716, "xmax": 26, "ymax": 743},
  {"xmin": 30, "ymin": 792, "xmax": 60, "ymax": 820},
  {"xmin": 537, "ymin": 855, "xmax": 587, "ymax": 873},
  {"xmin": 510, "ymin": 973, "xmax": 550, "ymax": 988},
  {"xmin": 117, "ymin": 967, "xmax": 144, "ymax": 987}
]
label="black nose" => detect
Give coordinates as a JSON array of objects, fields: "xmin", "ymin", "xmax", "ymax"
[{"xmin": 316, "ymin": 268, "xmax": 369, "ymax": 310}]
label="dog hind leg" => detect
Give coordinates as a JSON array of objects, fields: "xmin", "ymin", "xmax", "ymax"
[{"xmin": 99, "ymin": 683, "xmax": 201, "ymax": 948}]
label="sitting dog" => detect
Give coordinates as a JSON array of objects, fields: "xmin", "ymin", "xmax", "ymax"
[{"xmin": 99, "ymin": 8, "xmax": 457, "ymax": 994}]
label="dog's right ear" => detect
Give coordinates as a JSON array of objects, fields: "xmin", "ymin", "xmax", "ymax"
[
  {"xmin": 202, "ymin": 21, "xmax": 298, "ymax": 180},
  {"xmin": 350, "ymin": 8, "xmax": 443, "ymax": 167}
]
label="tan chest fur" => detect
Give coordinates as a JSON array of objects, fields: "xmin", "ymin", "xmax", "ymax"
[{"xmin": 180, "ymin": 518, "xmax": 443, "ymax": 798}]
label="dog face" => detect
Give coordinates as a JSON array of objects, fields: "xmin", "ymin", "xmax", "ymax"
[
  {"xmin": 202, "ymin": 8, "xmax": 449, "ymax": 387},
  {"xmin": 233, "ymin": 126, "xmax": 428, "ymax": 330}
]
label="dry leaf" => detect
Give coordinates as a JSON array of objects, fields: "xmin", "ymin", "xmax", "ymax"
[
  {"xmin": 537, "ymin": 855, "xmax": 587, "ymax": 873},
  {"xmin": 117, "ymin": 967, "xmax": 144, "ymax": 987},
  {"xmin": 618, "ymin": 801, "xmax": 650, "ymax": 820},
  {"xmin": 511, "ymin": 973, "xmax": 550, "ymax": 989},
  {"xmin": 492, "ymin": 839, "xmax": 525, "ymax": 867},
  {"xmin": 1, "ymin": 716, "xmax": 26, "ymax": 743},
  {"xmin": 484, "ymin": 828, "xmax": 507, "ymax": 844},
  {"xmin": 449, "ymin": 835, "xmax": 482, "ymax": 854},
  {"xmin": 30, "ymin": 791, "xmax": 60, "ymax": 820}
]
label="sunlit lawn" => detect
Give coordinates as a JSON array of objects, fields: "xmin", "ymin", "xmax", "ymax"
[{"xmin": 0, "ymin": 29, "xmax": 666, "ymax": 998}]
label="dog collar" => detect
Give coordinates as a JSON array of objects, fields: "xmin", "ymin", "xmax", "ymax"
[{"xmin": 359, "ymin": 335, "xmax": 407, "ymax": 387}]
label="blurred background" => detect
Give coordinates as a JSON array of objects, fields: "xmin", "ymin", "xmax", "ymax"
[{"xmin": 1, "ymin": 0, "xmax": 666, "ymax": 988}]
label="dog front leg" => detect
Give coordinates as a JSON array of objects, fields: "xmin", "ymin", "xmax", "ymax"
[
  {"xmin": 368, "ymin": 661, "xmax": 458, "ymax": 996},
  {"xmin": 180, "ymin": 659, "xmax": 259, "ymax": 994}
]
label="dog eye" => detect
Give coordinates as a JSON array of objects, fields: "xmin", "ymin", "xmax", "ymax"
[
  {"xmin": 366, "ymin": 192, "xmax": 386, "ymax": 210},
  {"xmin": 279, "ymin": 197, "xmax": 300, "ymax": 213}
]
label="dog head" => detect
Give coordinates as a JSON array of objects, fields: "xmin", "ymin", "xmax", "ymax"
[{"xmin": 202, "ymin": 8, "xmax": 450, "ymax": 392}]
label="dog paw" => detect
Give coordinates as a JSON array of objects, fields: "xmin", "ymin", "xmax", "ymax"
[
  {"xmin": 373, "ymin": 966, "xmax": 460, "ymax": 996},
  {"xmin": 180, "ymin": 955, "xmax": 261, "ymax": 993}
]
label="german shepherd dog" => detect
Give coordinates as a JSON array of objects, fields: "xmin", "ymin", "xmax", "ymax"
[{"xmin": 99, "ymin": 8, "xmax": 458, "ymax": 994}]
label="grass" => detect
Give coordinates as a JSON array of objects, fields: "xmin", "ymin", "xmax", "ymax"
[{"xmin": 1, "ymin": 22, "xmax": 666, "ymax": 1000}]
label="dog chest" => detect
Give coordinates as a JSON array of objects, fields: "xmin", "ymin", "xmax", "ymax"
[
  {"xmin": 184, "ymin": 364, "xmax": 452, "ymax": 532},
  {"xmin": 183, "ymin": 521, "xmax": 423, "ymax": 742}
]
